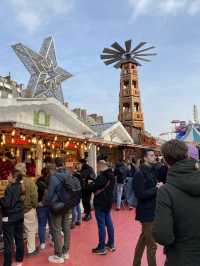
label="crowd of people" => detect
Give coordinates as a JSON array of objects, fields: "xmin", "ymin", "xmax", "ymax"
[{"xmin": 0, "ymin": 139, "xmax": 200, "ymax": 266}]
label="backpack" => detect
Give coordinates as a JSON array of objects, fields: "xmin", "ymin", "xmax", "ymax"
[
  {"xmin": 115, "ymin": 163, "xmax": 128, "ymax": 183},
  {"xmin": 50, "ymin": 173, "xmax": 81, "ymax": 214}
]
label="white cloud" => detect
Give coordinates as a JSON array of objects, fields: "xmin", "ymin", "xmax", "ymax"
[
  {"xmin": 129, "ymin": 0, "xmax": 200, "ymax": 18},
  {"xmin": 188, "ymin": 0, "xmax": 200, "ymax": 15},
  {"xmin": 9, "ymin": 0, "xmax": 73, "ymax": 33}
]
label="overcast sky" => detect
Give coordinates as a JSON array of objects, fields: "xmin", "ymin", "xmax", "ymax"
[{"xmin": 1, "ymin": 0, "xmax": 200, "ymax": 137}]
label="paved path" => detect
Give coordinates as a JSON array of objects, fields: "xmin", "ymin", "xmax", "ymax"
[{"xmin": 0, "ymin": 209, "xmax": 165, "ymax": 265}]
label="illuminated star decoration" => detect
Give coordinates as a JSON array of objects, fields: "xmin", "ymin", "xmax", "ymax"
[{"xmin": 12, "ymin": 37, "xmax": 72, "ymax": 103}]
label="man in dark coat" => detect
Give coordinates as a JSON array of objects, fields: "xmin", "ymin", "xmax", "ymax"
[
  {"xmin": 153, "ymin": 139, "xmax": 200, "ymax": 266},
  {"xmin": 79, "ymin": 159, "xmax": 96, "ymax": 221},
  {"xmin": 133, "ymin": 149, "xmax": 162, "ymax": 266}
]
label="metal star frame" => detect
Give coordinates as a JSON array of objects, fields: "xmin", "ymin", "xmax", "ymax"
[{"xmin": 12, "ymin": 37, "xmax": 72, "ymax": 103}]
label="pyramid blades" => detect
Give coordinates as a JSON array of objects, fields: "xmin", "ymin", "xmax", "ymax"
[
  {"xmin": 125, "ymin": 40, "xmax": 132, "ymax": 53},
  {"xmin": 130, "ymin": 58, "xmax": 142, "ymax": 66},
  {"xmin": 111, "ymin": 42, "xmax": 125, "ymax": 53},
  {"xmin": 135, "ymin": 53, "xmax": 157, "ymax": 57},
  {"xmin": 113, "ymin": 61, "xmax": 122, "ymax": 68},
  {"xmin": 100, "ymin": 54, "xmax": 117, "ymax": 60},
  {"xmin": 134, "ymin": 46, "xmax": 155, "ymax": 55},
  {"xmin": 134, "ymin": 56, "xmax": 151, "ymax": 62},
  {"xmin": 103, "ymin": 47, "xmax": 121, "ymax": 55},
  {"xmin": 101, "ymin": 40, "xmax": 156, "ymax": 68},
  {"xmin": 131, "ymin": 42, "xmax": 147, "ymax": 53},
  {"xmin": 104, "ymin": 57, "xmax": 121, "ymax": 65}
]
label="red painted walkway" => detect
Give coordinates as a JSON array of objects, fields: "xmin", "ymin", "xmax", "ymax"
[{"xmin": 0, "ymin": 209, "xmax": 165, "ymax": 266}]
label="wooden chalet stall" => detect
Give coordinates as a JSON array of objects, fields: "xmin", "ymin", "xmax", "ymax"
[{"xmin": 0, "ymin": 97, "xmax": 96, "ymax": 196}]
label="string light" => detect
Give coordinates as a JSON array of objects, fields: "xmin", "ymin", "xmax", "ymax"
[
  {"xmin": 11, "ymin": 129, "xmax": 16, "ymax": 136},
  {"xmin": 31, "ymin": 136, "xmax": 37, "ymax": 144},
  {"xmin": 47, "ymin": 142, "xmax": 51, "ymax": 147},
  {"xmin": 16, "ymin": 149, "xmax": 20, "ymax": 157},
  {"xmin": 65, "ymin": 141, "xmax": 69, "ymax": 148},
  {"xmin": 54, "ymin": 136, "xmax": 58, "ymax": 141},
  {"xmin": 38, "ymin": 139, "xmax": 43, "ymax": 145}
]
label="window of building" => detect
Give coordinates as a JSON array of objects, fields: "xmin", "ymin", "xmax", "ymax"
[
  {"xmin": 123, "ymin": 102, "xmax": 130, "ymax": 112},
  {"xmin": 124, "ymin": 80, "xmax": 129, "ymax": 87},
  {"xmin": 132, "ymin": 80, "xmax": 137, "ymax": 88},
  {"xmin": 134, "ymin": 103, "xmax": 139, "ymax": 112}
]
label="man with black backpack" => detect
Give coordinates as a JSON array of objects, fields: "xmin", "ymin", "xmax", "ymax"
[{"xmin": 48, "ymin": 157, "xmax": 81, "ymax": 264}]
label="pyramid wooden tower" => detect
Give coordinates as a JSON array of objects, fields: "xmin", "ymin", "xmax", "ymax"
[{"xmin": 101, "ymin": 40, "xmax": 156, "ymax": 138}]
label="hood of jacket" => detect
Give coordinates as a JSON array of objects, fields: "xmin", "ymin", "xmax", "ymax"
[{"xmin": 167, "ymin": 159, "xmax": 200, "ymax": 196}]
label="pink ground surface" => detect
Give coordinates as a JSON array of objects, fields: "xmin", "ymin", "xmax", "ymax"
[{"xmin": 0, "ymin": 209, "xmax": 165, "ymax": 266}]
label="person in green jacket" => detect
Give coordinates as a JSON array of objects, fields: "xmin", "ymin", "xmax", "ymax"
[
  {"xmin": 15, "ymin": 163, "xmax": 38, "ymax": 257},
  {"xmin": 153, "ymin": 140, "xmax": 200, "ymax": 266}
]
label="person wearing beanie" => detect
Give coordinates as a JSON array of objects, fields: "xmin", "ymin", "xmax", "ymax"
[{"xmin": 15, "ymin": 163, "xmax": 38, "ymax": 257}]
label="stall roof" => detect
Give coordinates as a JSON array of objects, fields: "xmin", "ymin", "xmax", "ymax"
[
  {"xmin": 0, "ymin": 97, "xmax": 95, "ymax": 139},
  {"xmin": 90, "ymin": 121, "xmax": 133, "ymax": 144}
]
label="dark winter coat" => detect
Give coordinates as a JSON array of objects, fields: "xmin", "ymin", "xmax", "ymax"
[
  {"xmin": 36, "ymin": 176, "xmax": 48, "ymax": 206},
  {"xmin": 155, "ymin": 164, "xmax": 168, "ymax": 184},
  {"xmin": 89, "ymin": 168, "xmax": 115, "ymax": 212},
  {"xmin": 153, "ymin": 159, "xmax": 200, "ymax": 266},
  {"xmin": 134, "ymin": 164, "xmax": 157, "ymax": 222},
  {"xmin": 0, "ymin": 182, "xmax": 24, "ymax": 222},
  {"xmin": 80, "ymin": 164, "xmax": 96, "ymax": 189},
  {"xmin": 114, "ymin": 161, "xmax": 129, "ymax": 184}
]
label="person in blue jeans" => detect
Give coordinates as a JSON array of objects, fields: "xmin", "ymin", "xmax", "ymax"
[
  {"xmin": 88, "ymin": 160, "xmax": 116, "ymax": 255},
  {"xmin": 36, "ymin": 167, "xmax": 53, "ymax": 249},
  {"xmin": 71, "ymin": 204, "xmax": 82, "ymax": 228},
  {"xmin": 114, "ymin": 160, "xmax": 129, "ymax": 210},
  {"xmin": 71, "ymin": 165, "xmax": 82, "ymax": 229}
]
